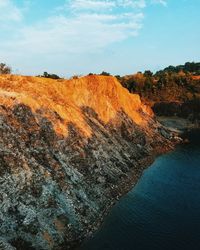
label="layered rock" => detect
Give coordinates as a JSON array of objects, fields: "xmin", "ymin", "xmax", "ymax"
[{"xmin": 0, "ymin": 75, "xmax": 174, "ymax": 249}]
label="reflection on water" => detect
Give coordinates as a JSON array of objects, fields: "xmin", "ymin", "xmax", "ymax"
[{"xmin": 81, "ymin": 130, "xmax": 200, "ymax": 250}]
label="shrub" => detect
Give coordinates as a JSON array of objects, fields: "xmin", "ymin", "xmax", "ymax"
[
  {"xmin": 0, "ymin": 63, "xmax": 12, "ymax": 74},
  {"xmin": 72, "ymin": 75, "xmax": 79, "ymax": 79},
  {"xmin": 39, "ymin": 72, "xmax": 61, "ymax": 79},
  {"xmin": 100, "ymin": 71, "xmax": 110, "ymax": 76}
]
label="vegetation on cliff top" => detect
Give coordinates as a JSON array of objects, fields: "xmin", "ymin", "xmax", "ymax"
[
  {"xmin": 116, "ymin": 62, "xmax": 200, "ymax": 105},
  {"xmin": 115, "ymin": 62, "xmax": 200, "ymax": 121}
]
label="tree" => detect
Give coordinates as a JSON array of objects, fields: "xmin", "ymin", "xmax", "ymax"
[
  {"xmin": 100, "ymin": 71, "xmax": 110, "ymax": 76},
  {"xmin": 144, "ymin": 70, "xmax": 153, "ymax": 77},
  {"xmin": 40, "ymin": 71, "xmax": 61, "ymax": 79},
  {"xmin": 0, "ymin": 63, "xmax": 12, "ymax": 74},
  {"xmin": 43, "ymin": 71, "xmax": 48, "ymax": 78},
  {"xmin": 115, "ymin": 75, "xmax": 121, "ymax": 81}
]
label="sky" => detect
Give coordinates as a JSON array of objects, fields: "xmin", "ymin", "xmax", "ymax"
[{"xmin": 0, "ymin": 0, "xmax": 200, "ymax": 77}]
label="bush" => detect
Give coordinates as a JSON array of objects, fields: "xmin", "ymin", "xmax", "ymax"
[
  {"xmin": 37, "ymin": 72, "xmax": 61, "ymax": 79},
  {"xmin": 100, "ymin": 71, "xmax": 110, "ymax": 76},
  {"xmin": 71, "ymin": 75, "xmax": 79, "ymax": 79},
  {"xmin": 115, "ymin": 75, "xmax": 121, "ymax": 80},
  {"xmin": 0, "ymin": 63, "xmax": 12, "ymax": 74}
]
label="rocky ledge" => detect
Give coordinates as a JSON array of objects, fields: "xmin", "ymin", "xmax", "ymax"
[{"xmin": 0, "ymin": 75, "xmax": 179, "ymax": 249}]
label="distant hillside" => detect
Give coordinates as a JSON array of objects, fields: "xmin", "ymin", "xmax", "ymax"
[{"xmin": 117, "ymin": 63, "xmax": 200, "ymax": 121}]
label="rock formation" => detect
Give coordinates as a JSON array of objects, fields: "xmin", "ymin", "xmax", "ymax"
[{"xmin": 0, "ymin": 75, "xmax": 175, "ymax": 249}]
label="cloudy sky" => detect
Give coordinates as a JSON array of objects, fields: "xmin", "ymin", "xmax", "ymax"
[{"xmin": 0, "ymin": 0, "xmax": 199, "ymax": 76}]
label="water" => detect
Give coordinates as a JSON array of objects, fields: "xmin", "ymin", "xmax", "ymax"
[{"xmin": 81, "ymin": 130, "xmax": 200, "ymax": 250}]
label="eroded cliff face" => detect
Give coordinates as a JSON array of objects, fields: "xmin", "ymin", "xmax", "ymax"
[{"xmin": 0, "ymin": 75, "xmax": 174, "ymax": 249}]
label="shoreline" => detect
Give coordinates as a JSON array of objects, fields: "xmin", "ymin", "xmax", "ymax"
[
  {"xmin": 75, "ymin": 134, "xmax": 179, "ymax": 250},
  {"xmin": 60, "ymin": 115, "xmax": 197, "ymax": 249},
  {"xmin": 79, "ymin": 129, "xmax": 200, "ymax": 250},
  {"xmin": 75, "ymin": 116, "xmax": 200, "ymax": 249}
]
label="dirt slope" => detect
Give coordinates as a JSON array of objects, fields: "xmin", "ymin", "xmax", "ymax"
[{"xmin": 0, "ymin": 75, "xmax": 152, "ymax": 136}]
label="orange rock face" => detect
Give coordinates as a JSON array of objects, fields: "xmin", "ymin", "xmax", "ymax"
[{"xmin": 0, "ymin": 74, "xmax": 152, "ymax": 136}]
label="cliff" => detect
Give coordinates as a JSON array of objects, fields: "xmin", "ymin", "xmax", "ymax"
[
  {"xmin": 0, "ymin": 75, "xmax": 175, "ymax": 249},
  {"xmin": 0, "ymin": 75, "xmax": 153, "ymax": 136}
]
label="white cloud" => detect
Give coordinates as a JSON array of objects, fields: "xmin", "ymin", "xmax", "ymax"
[
  {"xmin": 117, "ymin": 0, "xmax": 146, "ymax": 8},
  {"xmin": 0, "ymin": 0, "xmax": 23, "ymax": 22},
  {"xmin": 151, "ymin": 0, "xmax": 167, "ymax": 6},
  {"xmin": 7, "ymin": 13, "xmax": 143, "ymax": 56},
  {"xmin": 70, "ymin": 0, "xmax": 116, "ymax": 11},
  {"xmin": 0, "ymin": 0, "xmax": 168, "ymax": 74},
  {"xmin": 1, "ymin": 0, "xmax": 145, "ymax": 56},
  {"xmin": 69, "ymin": 0, "xmax": 147, "ymax": 10}
]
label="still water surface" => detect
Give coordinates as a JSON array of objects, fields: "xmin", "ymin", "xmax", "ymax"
[{"xmin": 81, "ymin": 130, "xmax": 200, "ymax": 250}]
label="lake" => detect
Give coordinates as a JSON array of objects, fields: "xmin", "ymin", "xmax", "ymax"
[{"xmin": 81, "ymin": 130, "xmax": 200, "ymax": 250}]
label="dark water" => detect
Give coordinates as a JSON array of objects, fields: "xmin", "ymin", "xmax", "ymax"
[{"xmin": 81, "ymin": 130, "xmax": 200, "ymax": 250}]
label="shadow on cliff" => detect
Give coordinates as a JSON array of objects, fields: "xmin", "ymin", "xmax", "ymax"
[
  {"xmin": 1, "ymin": 102, "xmax": 150, "ymax": 172},
  {"xmin": 0, "ymin": 102, "xmax": 162, "ymax": 250}
]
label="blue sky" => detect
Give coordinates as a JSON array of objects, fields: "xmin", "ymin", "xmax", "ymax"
[{"xmin": 0, "ymin": 0, "xmax": 199, "ymax": 76}]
